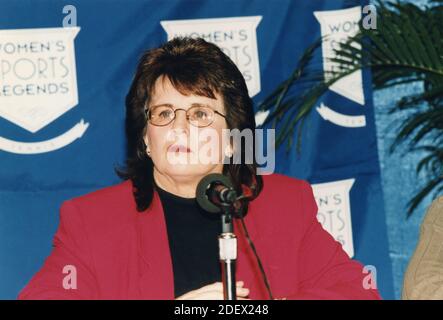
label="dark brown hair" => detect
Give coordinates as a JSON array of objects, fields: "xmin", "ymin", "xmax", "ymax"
[{"xmin": 116, "ymin": 37, "xmax": 263, "ymax": 216}]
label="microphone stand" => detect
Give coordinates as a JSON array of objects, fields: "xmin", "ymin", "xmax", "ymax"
[
  {"xmin": 196, "ymin": 173, "xmax": 244, "ymax": 300},
  {"xmin": 197, "ymin": 173, "xmax": 274, "ymax": 300},
  {"xmin": 219, "ymin": 204, "xmax": 237, "ymax": 300}
]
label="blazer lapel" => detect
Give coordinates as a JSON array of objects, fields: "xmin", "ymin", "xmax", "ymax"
[
  {"xmin": 137, "ymin": 190, "xmax": 175, "ymax": 299},
  {"xmin": 234, "ymin": 211, "xmax": 271, "ymax": 300}
]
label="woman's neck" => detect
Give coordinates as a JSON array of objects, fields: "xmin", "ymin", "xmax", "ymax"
[{"xmin": 153, "ymin": 168, "xmax": 222, "ymax": 198}]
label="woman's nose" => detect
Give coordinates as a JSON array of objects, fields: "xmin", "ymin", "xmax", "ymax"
[{"xmin": 172, "ymin": 109, "xmax": 189, "ymax": 129}]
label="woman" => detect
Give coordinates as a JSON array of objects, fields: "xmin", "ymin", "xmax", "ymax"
[{"xmin": 19, "ymin": 37, "xmax": 380, "ymax": 300}]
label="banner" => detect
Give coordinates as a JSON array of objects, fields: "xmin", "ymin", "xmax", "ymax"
[{"xmin": 0, "ymin": 0, "xmax": 394, "ymax": 299}]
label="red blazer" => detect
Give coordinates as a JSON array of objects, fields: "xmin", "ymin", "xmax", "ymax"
[{"xmin": 19, "ymin": 174, "xmax": 381, "ymax": 300}]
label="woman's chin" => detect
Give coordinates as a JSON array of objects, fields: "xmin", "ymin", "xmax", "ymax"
[{"xmin": 162, "ymin": 163, "xmax": 222, "ymax": 178}]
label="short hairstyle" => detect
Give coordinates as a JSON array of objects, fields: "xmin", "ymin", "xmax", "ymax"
[{"xmin": 116, "ymin": 37, "xmax": 263, "ymax": 216}]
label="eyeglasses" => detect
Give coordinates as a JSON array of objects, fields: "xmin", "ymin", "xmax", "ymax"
[{"xmin": 145, "ymin": 104, "xmax": 226, "ymax": 128}]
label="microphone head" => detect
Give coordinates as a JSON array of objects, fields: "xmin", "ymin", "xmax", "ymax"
[{"xmin": 196, "ymin": 173, "xmax": 234, "ymax": 213}]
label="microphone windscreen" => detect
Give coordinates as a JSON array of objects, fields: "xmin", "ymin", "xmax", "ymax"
[{"xmin": 196, "ymin": 173, "xmax": 233, "ymax": 213}]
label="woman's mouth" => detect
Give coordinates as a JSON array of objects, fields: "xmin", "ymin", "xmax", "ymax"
[{"xmin": 167, "ymin": 144, "xmax": 191, "ymax": 153}]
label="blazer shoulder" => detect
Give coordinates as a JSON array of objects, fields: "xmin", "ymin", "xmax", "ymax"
[
  {"xmin": 253, "ymin": 173, "xmax": 313, "ymax": 212},
  {"xmin": 261, "ymin": 173, "xmax": 311, "ymax": 191},
  {"xmin": 65, "ymin": 180, "xmax": 134, "ymax": 207},
  {"xmin": 60, "ymin": 180, "xmax": 137, "ymax": 224},
  {"xmin": 249, "ymin": 174, "xmax": 316, "ymax": 238}
]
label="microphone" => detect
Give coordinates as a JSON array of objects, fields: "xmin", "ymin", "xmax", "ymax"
[
  {"xmin": 196, "ymin": 173, "xmax": 274, "ymax": 300},
  {"xmin": 196, "ymin": 173, "xmax": 238, "ymax": 214}
]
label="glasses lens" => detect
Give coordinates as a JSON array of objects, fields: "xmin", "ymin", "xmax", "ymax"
[
  {"xmin": 188, "ymin": 106, "xmax": 214, "ymax": 127},
  {"xmin": 149, "ymin": 105, "xmax": 174, "ymax": 125}
]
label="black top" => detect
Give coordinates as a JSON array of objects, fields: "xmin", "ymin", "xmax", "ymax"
[{"xmin": 156, "ymin": 185, "xmax": 222, "ymax": 298}]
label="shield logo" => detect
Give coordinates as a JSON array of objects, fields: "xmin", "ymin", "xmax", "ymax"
[
  {"xmin": 0, "ymin": 27, "xmax": 80, "ymax": 133},
  {"xmin": 160, "ymin": 16, "xmax": 262, "ymax": 97},
  {"xmin": 312, "ymin": 178, "xmax": 355, "ymax": 258},
  {"xmin": 314, "ymin": 7, "xmax": 365, "ymax": 106}
]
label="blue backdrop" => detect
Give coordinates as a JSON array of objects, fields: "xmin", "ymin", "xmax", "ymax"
[{"xmin": 0, "ymin": 0, "xmax": 394, "ymax": 299}]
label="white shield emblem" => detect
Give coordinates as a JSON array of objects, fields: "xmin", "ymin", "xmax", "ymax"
[
  {"xmin": 0, "ymin": 27, "xmax": 80, "ymax": 133},
  {"xmin": 160, "ymin": 16, "xmax": 262, "ymax": 97},
  {"xmin": 314, "ymin": 7, "xmax": 365, "ymax": 105},
  {"xmin": 312, "ymin": 178, "xmax": 355, "ymax": 258}
]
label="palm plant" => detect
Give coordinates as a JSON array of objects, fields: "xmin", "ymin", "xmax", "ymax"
[{"xmin": 257, "ymin": 0, "xmax": 443, "ymax": 216}]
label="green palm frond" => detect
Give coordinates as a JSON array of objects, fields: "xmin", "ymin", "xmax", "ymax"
[
  {"xmin": 257, "ymin": 39, "xmax": 361, "ymax": 152},
  {"xmin": 259, "ymin": 0, "xmax": 443, "ymax": 216}
]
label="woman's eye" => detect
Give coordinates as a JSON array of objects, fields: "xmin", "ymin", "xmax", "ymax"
[
  {"xmin": 194, "ymin": 110, "xmax": 208, "ymax": 119},
  {"xmin": 158, "ymin": 110, "xmax": 172, "ymax": 118}
]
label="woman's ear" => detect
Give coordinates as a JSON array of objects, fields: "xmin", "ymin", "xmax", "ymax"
[
  {"xmin": 224, "ymin": 144, "xmax": 233, "ymax": 158},
  {"xmin": 143, "ymin": 135, "xmax": 151, "ymax": 156}
]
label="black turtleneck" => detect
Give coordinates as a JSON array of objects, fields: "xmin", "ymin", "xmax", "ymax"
[{"xmin": 156, "ymin": 185, "xmax": 222, "ymax": 298}]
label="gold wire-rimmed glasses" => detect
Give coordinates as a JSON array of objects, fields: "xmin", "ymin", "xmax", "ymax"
[{"xmin": 145, "ymin": 104, "xmax": 226, "ymax": 127}]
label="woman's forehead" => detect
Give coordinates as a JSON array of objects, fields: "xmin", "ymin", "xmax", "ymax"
[
  {"xmin": 149, "ymin": 76, "xmax": 224, "ymax": 109},
  {"xmin": 150, "ymin": 102, "xmax": 215, "ymax": 109}
]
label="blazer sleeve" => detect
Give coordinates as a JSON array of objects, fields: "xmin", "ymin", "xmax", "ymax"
[
  {"xmin": 285, "ymin": 181, "xmax": 381, "ymax": 300},
  {"xmin": 402, "ymin": 196, "xmax": 443, "ymax": 300},
  {"xmin": 18, "ymin": 200, "xmax": 99, "ymax": 299}
]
